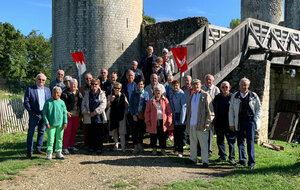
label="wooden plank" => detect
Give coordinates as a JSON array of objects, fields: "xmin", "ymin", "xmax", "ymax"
[{"xmin": 270, "ymin": 29, "xmax": 287, "ymax": 51}]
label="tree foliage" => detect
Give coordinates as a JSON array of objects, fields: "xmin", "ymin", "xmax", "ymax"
[
  {"xmin": 0, "ymin": 22, "xmax": 51, "ymax": 85},
  {"xmin": 229, "ymin": 18, "xmax": 241, "ymax": 29}
]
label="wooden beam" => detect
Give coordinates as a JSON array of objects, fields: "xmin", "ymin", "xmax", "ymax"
[
  {"xmin": 249, "ymin": 27, "xmax": 264, "ymax": 48},
  {"xmin": 289, "ymin": 34, "xmax": 300, "ymax": 51},
  {"xmin": 271, "ymin": 29, "xmax": 287, "ymax": 51},
  {"xmin": 262, "ymin": 27, "xmax": 271, "ymax": 46}
]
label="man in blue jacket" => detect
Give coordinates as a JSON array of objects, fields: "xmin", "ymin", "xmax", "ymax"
[
  {"xmin": 24, "ymin": 73, "xmax": 51, "ymax": 158},
  {"xmin": 138, "ymin": 46, "xmax": 157, "ymax": 78}
]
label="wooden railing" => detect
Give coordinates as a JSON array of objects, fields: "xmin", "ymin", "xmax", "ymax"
[
  {"xmin": 173, "ymin": 18, "xmax": 300, "ymax": 83},
  {"xmin": 0, "ymin": 98, "xmax": 28, "ymax": 136}
]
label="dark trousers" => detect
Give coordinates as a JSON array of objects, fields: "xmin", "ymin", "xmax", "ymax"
[
  {"xmin": 150, "ymin": 120, "xmax": 167, "ymax": 149},
  {"xmin": 87, "ymin": 123, "xmax": 104, "ymax": 151},
  {"xmin": 27, "ymin": 114, "xmax": 45, "ymax": 153},
  {"xmin": 216, "ymin": 127, "xmax": 236, "ymax": 160},
  {"xmin": 126, "ymin": 113, "xmax": 134, "ymax": 141},
  {"xmin": 174, "ymin": 125, "xmax": 186, "ymax": 153},
  {"xmin": 132, "ymin": 119, "xmax": 146, "ymax": 145},
  {"xmin": 236, "ymin": 119, "xmax": 255, "ymax": 166}
]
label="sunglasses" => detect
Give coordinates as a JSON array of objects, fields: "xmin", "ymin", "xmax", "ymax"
[
  {"xmin": 221, "ymin": 86, "xmax": 229, "ymax": 89},
  {"xmin": 101, "ymin": 72, "xmax": 107, "ymax": 74},
  {"xmin": 114, "ymin": 87, "xmax": 121, "ymax": 90},
  {"xmin": 85, "ymin": 78, "xmax": 92, "ymax": 80},
  {"xmin": 91, "ymin": 83, "xmax": 99, "ymax": 86},
  {"xmin": 152, "ymin": 66, "xmax": 159, "ymax": 68},
  {"xmin": 38, "ymin": 79, "xmax": 45, "ymax": 81}
]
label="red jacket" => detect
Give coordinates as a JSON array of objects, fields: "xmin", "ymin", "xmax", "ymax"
[{"xmin": 144, "ymin": 97, "xmax": 173, "ymax": 134}]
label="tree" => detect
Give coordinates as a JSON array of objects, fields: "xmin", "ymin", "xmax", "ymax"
[
  {"xmin": 25, "ymin": 30, "xmax": 52, "ymax": 84},
  {"xmin": 143, "ymin": 10, "xmax": 156, "ymax": 24},
  {"xmin": 229, "ymin": 18, "xmax": 241, "ymax": 29},
  {"xmin": 0, "ymin": 22, "xmax": 27, "ymax": 81}
]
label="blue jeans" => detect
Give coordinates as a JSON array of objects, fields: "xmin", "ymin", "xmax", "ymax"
[
  {"xmin": 27, "ymin": 114, "xmax": 46, "ymax": 153},
  {"xmin": 216, "ymin": 127, "xmax": 236, "ymax": 160},
  {"xmin": 236, "ymin": 119, "xmax": 255, "ymax": 166}
]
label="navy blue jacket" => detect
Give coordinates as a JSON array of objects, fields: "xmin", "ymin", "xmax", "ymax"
[
  {"xmin": 24, "ymin": 84, "xmax": 51, "ymax": 115},
  {"xmin": 138, "ymin": 54, "xmax": 157, "ymax": 76}
]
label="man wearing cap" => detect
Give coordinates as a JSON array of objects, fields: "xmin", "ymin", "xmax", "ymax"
[
  {"xmin": 162, "ymin": 48, "xmax": 175, "ymax": 77},
  {"xmin": 186, "ymin": 79, "xmax": 214, "ymax": 168}
]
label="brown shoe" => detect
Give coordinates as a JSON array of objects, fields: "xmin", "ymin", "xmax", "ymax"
[
  {"xmin": 36, "ymin": 150, "xmax": 46, "ymax": 155},
  {"xmin": 26, "ymin": 152, "xmax": 32, "ymax": 158}
]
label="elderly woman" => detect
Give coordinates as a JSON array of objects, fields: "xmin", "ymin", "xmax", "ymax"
[
  {"xmin": 162, "ymin": 48, "xmax": 175, "ymax": 77},
  {"xmin": 130, "ymin": 80, "xmax": 149, "ymax": 154},
  {"xmin": 145, "ymin": 85, "xmax": 173, "ymax": 155},
  {"xmin": 61, "ymin": 79, "xmax": 83, "ymax": 154},
  {"xmin": 107, "ymin": 82, "xmax": 128, "ymax": 152},
  {"xmin": 82, "ymin": 78, "xmax": 107, "ymax": 154},
  {"xmin": 63, "ymin": 75, "xmax": 72, "ymax": 91}
]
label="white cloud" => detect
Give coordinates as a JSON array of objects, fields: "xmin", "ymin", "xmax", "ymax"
[{"xmin": 183, "ymin": 7, "xmax": 206, "ymax": 15}]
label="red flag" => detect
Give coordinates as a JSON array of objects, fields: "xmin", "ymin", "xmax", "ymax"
[
  {"xmin": 171, "ymin": 47, "xmax": 188, "ymax": 73},
  {"xmin": 71, "ymin": 52, "xmax": 86, "ymax": 76}
]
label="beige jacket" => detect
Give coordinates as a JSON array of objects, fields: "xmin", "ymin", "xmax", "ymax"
[
  {"xmin": 81, "ymin": 89, "xmax": 107, "ymax": 124},
  {"xmin": 186, "ymin": 90, "xmax": 214, "ymax": 132}
]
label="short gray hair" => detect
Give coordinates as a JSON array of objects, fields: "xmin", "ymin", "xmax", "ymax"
[
  {"xmin": 52, "ymin": 86, "xmax": 62, "ymax": 93},
  {"xmin": 70, "ymin": 78, "xmax": 78, "ymax": 85},
  {"xmin": 36, "ymin": 73, "xmax": 47, "ymax": 80},
  {"xmin": 184, "ymin": 75, "xmax": 192, "ymax": 81},
  {"xmin": 239, "ymin": 77, "xmax": 251, "ymax": 86},
  {"xmin": 221, "ymin": 81, "xmax": 230, "ymax": 87},
  {"xmin": 204, "ymin": 74, "xmax": 214, "ymax": 80},
  {"xmin": 153, "ymin": 84, "xmax": 163, "ymax": 92},
  {"xmin": 63, "ymin": 75, "xmax": 72, "ymax": 83}
]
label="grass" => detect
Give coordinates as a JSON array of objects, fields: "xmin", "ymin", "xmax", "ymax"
[
  {"xmin": 0, "ymin": 132, "xmax": 50, "ymax": 181},
  {"xmin": 163, "ymin": 140, "xmax": 300, "ymax": 190},
  {"xmin": 111, "ymin": 182, "xmax": 129, "ymax": 188},
  {"xmin": 0, "ymin": 89, "xmax": 24, "ymax": 99}
]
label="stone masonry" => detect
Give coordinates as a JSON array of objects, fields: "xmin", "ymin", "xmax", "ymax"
[{"xmin": 285, "ymin": 0, "xmax": 300, "ymax": 30}]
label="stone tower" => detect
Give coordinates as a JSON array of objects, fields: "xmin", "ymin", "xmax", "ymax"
[
  {"xmin": 241, "ymin": 0, "xmax": 283, "ymax": 25},
  {"xmin": 285, "ymin": 0, "xmax": 300, "ymax": 30},
  {"xmin": 52, "ymin": 0, "xmax": 143, "ymax": 79}
]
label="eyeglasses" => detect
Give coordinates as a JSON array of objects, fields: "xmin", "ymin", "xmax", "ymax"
[
  {"xmin": 221, "ymin": 86, "xmax": 229, "ymax": 89},
  {"xmin": 114, "ymin": 87, "xmax": 121, "ymax": 90},
  {"xmin": 85, "ymin": 78, "xmax": 92, "ymax": 80},
  {"xmin": 91, "ymin": 83, "xmax": 99, "ymax": 86},
  {"xmin": 38, "ymin": 79, "xmax": 45, "ymax": 81},
  {"xmin": 152, "ymin": 66, "xmax": 159, "ymax": 68},
  {"xmin": 101, "ymin": 72, "xmax": 107, "ymax": 74}
]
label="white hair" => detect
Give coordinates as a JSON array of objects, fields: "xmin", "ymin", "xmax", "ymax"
[
  {"xmin": 221, "ymin": 81, "xmax": 230, "ymax": 87},
  {"xmin": 239, "ymin": 77, "xmax": 251, "ymax": 85},
  {"xmin": 184, "ymin": 75, "xmax": 192, "ymax": 81},
  {"xmin": 63, "ymin": 75, "xmax": 72, "ymax": 83},
  {"xmin": 70, "ymin": 78, "xmax": 78, "ymax": 85},
  {"xmin": 52, "ymin": 86, "xmax": 62, "ymax": 93},
  {"xmin": 204, "ymin": 74, "xmax": 214, "ymax": 80},
  {"xmin": 36, "ymin": 73, "xmax": 47, "ymax": 80},
  {"xmin": 153, "ymin": 84, "xmax": 163, "ymax": 92}
]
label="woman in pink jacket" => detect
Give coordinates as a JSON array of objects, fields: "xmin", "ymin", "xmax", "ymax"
[{"xmin": 145, "ymin": 85, "xmax": 173, "ymax": 155}]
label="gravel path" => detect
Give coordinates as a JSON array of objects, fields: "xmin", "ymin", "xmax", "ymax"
[{"xmin": 0, "ymin": 145, "xmax": 233, "ymax": 190}]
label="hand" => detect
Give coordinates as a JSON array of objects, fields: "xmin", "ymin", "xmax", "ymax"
[
  {"xmin": 46, "ymin": 124, "xmax": 50, "ymax": 129},
  {"xmin": 133, "ymin": 115, "xmax": 138, "ymax": 122},
  {"xmin": 87, "ymin": 111, "xmax": 92, "ymax": 116},
  {"xmin": 63, "ymin": 124, "xmax": 67, "ymax": 130},
  {"xmin": 67, "ymin": 112, "xmax": 72, "ymax": 117},
  {"xmin": 111, "ymin": 95, "xmax": 115, "ymax": 102},
  {"xmin": 229, "ymin": 126, "xmax": 235, "ymax": 132},
  {"xmin": 204, "ymin": 124, "xmax": 209, "ymax": 129}
]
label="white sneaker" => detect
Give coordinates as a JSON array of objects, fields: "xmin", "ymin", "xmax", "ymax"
[
  {"xmin": 132, "ymin": 145, "xmax": 139, "ymax": 154},
  {"xmin": 56, "ymin": 151, "xmax": 65, "ymax": 160},
  {"xmin": 138, "ymin": 143, "xmax": 144, "ymax": 152},
  {"xmin": 178, "ymin": 152, "xmax": 183, "ymax": 158},
  {"xmin": 62, "ymin": 149, "xmax": 70, "ymax": 155},
  {"xmin": 45, "ymin": 152, "xmax": 52, "ymax": 160},
  {"xmin": 113, "ymin": 143, "xmax": 119, "ymax": 151},
  {"xmin": 161, "ymin": 149, "xmax": 166, "ymax": 156}
]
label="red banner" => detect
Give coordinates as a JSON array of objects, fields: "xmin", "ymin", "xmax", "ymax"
[
  {"xmin": 171, "ymin": 47, "xmax": 188, "ymax": 73},
  {"xmin": 71, "ymin": 52, "xmax": 86, "ymax": 76}
]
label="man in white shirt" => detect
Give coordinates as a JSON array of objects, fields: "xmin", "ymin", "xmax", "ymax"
[{"xmin": 145, "ymin": 74, "xmax": 166, "ymax": 99}]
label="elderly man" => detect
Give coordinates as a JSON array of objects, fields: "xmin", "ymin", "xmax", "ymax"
[
  {"xmin": 201, "ymin": 74, "xmax": 220, "ymax": 156},
  {"xmin": 213, "ymin": 81, "xmax": 235, "ymax": 163},
  {"xmin": 50, "ymin": 70, "xmax": 65, "ymax": 92},
  {"xmin": 186, "ymin": 79, "xmax": 214, "ymax": 168},
  {"xmin": 229, "ymin": 77, "xmax": 261, "ymax": 169},
  {"xmin": 98, "ymin": 68, "xmax": 111, "ymax": 96},
  {"xmin": 145, "ymin": 74, "xmax": 166, "ymax": 98},
  {"xmin": 181, "ymin": 75, "xmax": 194, "ymax": 102},
  {"xmin": 24, "ymin": 73, "xmax": 52, "ymax": 158},
  {"xmin": 139, "ymin": 46, "xmax": 157, "ymax": 77},
  {"xmin": 121, "ymin": 60, "xmax": 144, "ymax": 83}
]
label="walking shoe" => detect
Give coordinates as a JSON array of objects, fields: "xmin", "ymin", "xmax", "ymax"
[
  {"xmin": 248, "ymin": 165, "xmax": 255, "ymax": 170},
  {"xmin": 62, "ymin": 149, "xmax": 70, "ymax": 155},
  {"xmin": 161, "ymin": 149, "xmax": 166, "ymax": 155},
  {"xmin": 113, "ymin": 143, "xmax": 119, "ymax": 151},
  {"xmin": 185, "ymin": 159, "xmax": 197, "ymax": 165},
  {"xmin": 36, "ymin": 149, "xmax": 46, "ymax": 155},
  {"xmin": 201, "ymin": 163, "xmax": 209, "ymax": 168},
  {"xmin": 229, "ymin": 159, "xmax": 236, "ymax": 164},
  {"xmin": 69, "ymin": 147, "xmax": 79, "ymax": 151},
  {"xmin": 178, "ymin": 152, "xmax": 183, "ymax": 158},
  {"xmin": 138, "ymin": 143, "xmax": 144, "ymax": 152},
  {"xmin": 55, "ymin": 151, "xmax": 65, "ymax": 160},
  {"xmin": 152, "ymin": 147, "xmax": 157, "ymax": 155},
  {"xmin": 214, "ymin": 157, "xmax": 227, "ymax": 162},
  {"xmin": 45, "ymin": 152, "xmax": 52, "ymax": 160},
  {"xmin": 26, "ymin": 152, "xmax": 32, "ymax": 159},
  {"xmin": 235, "ymin": 161, "xmax": 246, "ymax": 167},
  {"xmin": 132, "ymin": 145, "xmax": 139, "ymax": 154}
]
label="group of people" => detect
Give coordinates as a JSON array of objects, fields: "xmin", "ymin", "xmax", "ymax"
[{"xmin": 24, "ymin": 46, "xmax": 261, "ymax": 169}]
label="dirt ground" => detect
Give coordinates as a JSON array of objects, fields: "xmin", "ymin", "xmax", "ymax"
[{"xmin": 0, "ymin": 142, "xmax": 233, "ymax": 190}]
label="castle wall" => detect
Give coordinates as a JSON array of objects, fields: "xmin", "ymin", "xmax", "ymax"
[
  {"xmin": 241, "ymin": 0, "xmax": 283, "ymax": 25},
  {"xmin": 141, "ymin": 17, "xmax": 209, "ymax": 57},
  {"xmin": 285, "ymin": 0, "xmax": 300, "ymax": 30},
  {"xmin": 52, "ymin": 0, "xmax": 143, "ymax": 79}
]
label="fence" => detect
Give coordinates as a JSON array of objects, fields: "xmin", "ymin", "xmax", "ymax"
[{"xmin": 0, "ymin": 98, "xmax": 29, "ymax": 136}]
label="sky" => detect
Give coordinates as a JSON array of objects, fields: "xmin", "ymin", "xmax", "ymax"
[{"xmin": 0, "ymin": 0, "xmax": 240, "ymax": 39}]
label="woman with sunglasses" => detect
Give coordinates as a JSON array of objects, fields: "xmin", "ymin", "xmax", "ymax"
[
  {"xmin": 81, "ymin": 78, "xmax": 107, "ymax": 154},
  {"xmin": 107, "ymin": 82, "xmax": 128, "ymax": 152}
]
